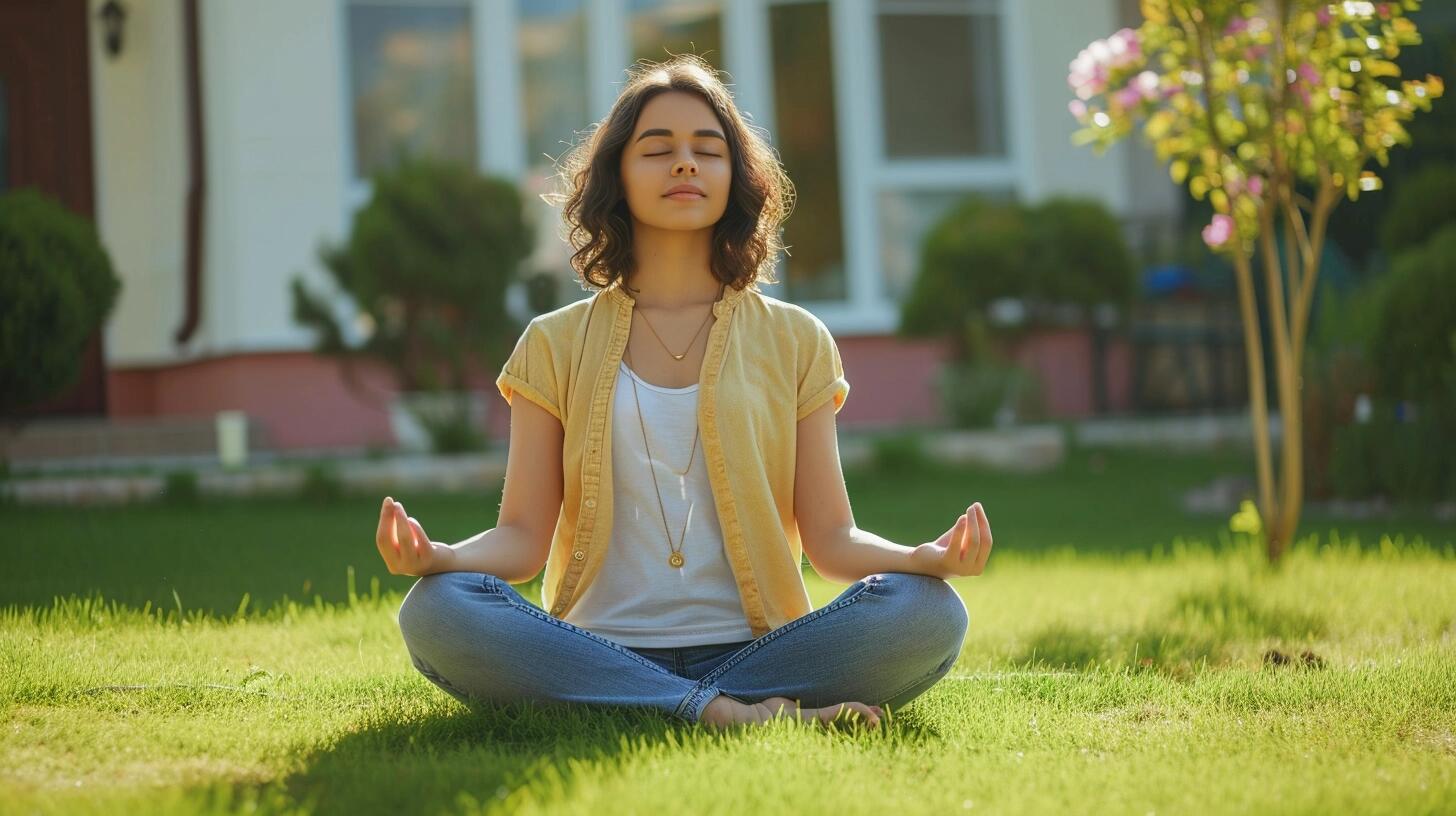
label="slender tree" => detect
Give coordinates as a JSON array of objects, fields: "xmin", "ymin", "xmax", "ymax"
[{"xmin": 1069, "ymin": 0, "xmax": 1444, "ymax": 562}]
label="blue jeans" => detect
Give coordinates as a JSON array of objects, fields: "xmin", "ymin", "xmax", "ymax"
[{"xmin": 397, "ymin": 570, "xmax": 968, "ymax": 724}]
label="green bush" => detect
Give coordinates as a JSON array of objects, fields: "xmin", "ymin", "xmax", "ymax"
[
  {"xmin": 1378, "ymin": 163, "xmax": 1456, "ymax": 258},
  {"xmin": 868, "ymin": 432, "xmax": 931, "ymax": 475},
  {"xmin": 1370, "ymin": 224, "xmax": 1456, "ymax": 416},
  {"xmin": 291, "ymin": 156, "xmax": 534, "ymax": 453},
  {"xmin": 900, "ymin": 194, "xmax": 1136, "ymax": 361},
  {"xmin": 937, "ymin": 361, "xmax": 1045, "ymax": 429},
  {"xmin": 298, "ymin": 462, "xmax": 345, "ymax": 503},
  {"xmin": 0, "ymin": 188, "xmax": 121, "ymax": 415},
  {"xmin": 161, "ymin": 470, "xmax": 201, "ymax": 505}
]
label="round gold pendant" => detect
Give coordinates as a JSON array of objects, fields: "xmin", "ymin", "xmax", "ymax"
[{"xmin": 668, "ymin": 552, "xmax": 685, "ymax": 568}]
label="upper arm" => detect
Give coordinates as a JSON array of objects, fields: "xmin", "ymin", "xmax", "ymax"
[
  {"xmin": 793, "ymin": 399, "xmax": 854, "ymax": 575},
  {"xmin": 496, "ymin": 395, "xmax": 564, "ymax": 573}
]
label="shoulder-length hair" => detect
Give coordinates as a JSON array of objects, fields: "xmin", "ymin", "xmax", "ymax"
[{"xmin": 545, "ymin": 54, "xmax": 794, "ymax": 294}]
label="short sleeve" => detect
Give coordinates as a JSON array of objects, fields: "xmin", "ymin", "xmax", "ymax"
[
  {"xmin": 796, "ymin": 314, "xmax": 851, "ymax": 421},
  {"xmin": 496, "ymin": 319, "xmax": 562, "ymax": 422}
]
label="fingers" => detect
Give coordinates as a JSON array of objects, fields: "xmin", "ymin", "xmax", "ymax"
[
  {"xmin": 973, "ymin": 503, "xmax": 994, "ymax": 572},
  {"xmin": 377, "ymin": 497, "xmax": 400, "ymax": 563},
  {"xmin": 944, "ymin": 514, "xmax": 967, "ymax": 567},
  {"xmin": 965, "ymin": 503, "xmax": 981, "ymax": 563},
  {"xmin": 393, "ymin": 502, "xmax": 415, "ymax": 560}
]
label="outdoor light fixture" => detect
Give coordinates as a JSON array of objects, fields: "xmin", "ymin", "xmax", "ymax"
[{"xmin": 98, "ymin": 0, "xmax": 127, "ymax": 59}]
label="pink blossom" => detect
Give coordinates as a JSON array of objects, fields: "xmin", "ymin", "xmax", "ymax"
[
  {"xmin": 1298, "ymin": 62, "xmax": 1321, "ymax": 84},
  {"xmin": 1246, "ymin": 176, "xmax": 1264, "ymax": 197},
  {"xmin": 1069, "ymin": 99, "xmax": 1088, "ymax": 118},
  {"xmin": 1224, "ymin": 17, "xmax": 1250, "ymax": 36},
  {"xmin": 1377, "ymin": 3, "xmax": 1391, "ymax": 19},
  {"xmin": 1244, "ymin": 44, "xmax": 1268, "ymax": 61},
  {"xmin": 1115, "ymin": 84, "xmax": 1143, "ymax": 109},
  {"xmin": 1316, "ymin": 6, "xmax": 1332, "ymax": 26},
  {"xmin": 1133, "ymin": 70, "xmax": 1160, "ymax": 100},
  {"xmin": 1202, "ymin": 214, "xmax": 1236, "ymax": 249}
]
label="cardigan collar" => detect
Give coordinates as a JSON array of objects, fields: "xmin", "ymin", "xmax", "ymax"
[{"xmin": 603, "ymin": 277, "xmax": 750, "ymax": 318}]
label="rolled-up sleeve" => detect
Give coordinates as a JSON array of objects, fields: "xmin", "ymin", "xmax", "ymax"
[
  {"xmin": 495, "ymin": 319, "xmax": 562, "ymax": 422},
  {"xmin": 795, "ymin": 314, "xmax": 851, "ymax": 421}
]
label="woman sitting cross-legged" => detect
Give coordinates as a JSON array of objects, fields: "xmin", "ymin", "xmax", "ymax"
[{"xmin": 380, "ymin": 55, "xmax": 994, "ymax": 731}]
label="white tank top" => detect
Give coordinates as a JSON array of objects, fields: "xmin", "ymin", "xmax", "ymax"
[{"xmin": 564, "ymin": 359, "xmax": 756, "ymax": 647}]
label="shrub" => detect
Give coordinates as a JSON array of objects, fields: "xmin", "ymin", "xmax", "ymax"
[
  {"xmin": 900, "ymin": 194, "xmax": 1136, "ymax": 361},
  {"xmin": 0, "ymin": 188, "xmax": 121, "ymax": 415},
  {"xmin": 161, "ymin": 470, "xmax": 201, "ymax": 505},
  {"xmin": 291, "ymin": 156, "xmax": 534, "ymax": 452},
  {"xmin": 1378, "ymin": 163, "xmax": 1456, "ymax": 259}
]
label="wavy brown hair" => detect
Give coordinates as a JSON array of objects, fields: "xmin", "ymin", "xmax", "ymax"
[{"xmin": 545, "ymin": 54, "xmax": 794, "ymax": 294}]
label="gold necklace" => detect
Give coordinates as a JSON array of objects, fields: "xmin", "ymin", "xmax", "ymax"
[
  {"xmin": 623, "ymin": 343, "xmax": 700, "ymax": 569},
  {"xmin": 629, "ymin": 282, "xmax": 724, "ymax": 360}
]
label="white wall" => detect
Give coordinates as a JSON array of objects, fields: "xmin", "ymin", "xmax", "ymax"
[
  {"xmin": 1007, "ymin": 0, "xmax": 1134, "ymax": 210},
  {"xmin": 95, "ymin": 0, "xmax": 351, "ymax": 367},
  {"xmin": 91, "ymin": 0, "xmax": 188, "ymax": 367}
]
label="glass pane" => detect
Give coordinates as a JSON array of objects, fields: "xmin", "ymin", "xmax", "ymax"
[
  {"xmin": 770, "ymin": 1, "xmax": 847, "ymax": 303},
  {"xmin": 346, "ymin": 2, "xmax": 477, "ymax": 179},
  {"xmin": 878, "ymin": 188, "xmax": 1015, "ymax": 302},
  {"xmin": 629, "ymin": 0, "xmax": 722, "ymax": 70},
  {"xmin": 520, "ymin": 0, "xmax": 588, "ymax": 169},
  {"xmin": 877, "ymin": 3, "xmax": 1006, "ymax": 158}
]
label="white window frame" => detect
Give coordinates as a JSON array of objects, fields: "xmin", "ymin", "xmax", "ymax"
[{"xmin": 337, "ymin": 0, "xmax": 1032, "ymax": 338}]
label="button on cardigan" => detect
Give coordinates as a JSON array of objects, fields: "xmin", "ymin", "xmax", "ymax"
[{"xmin": 495, "ymin": 279, "xmax": 851, "ymax": 638}]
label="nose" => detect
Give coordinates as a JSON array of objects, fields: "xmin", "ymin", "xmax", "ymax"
[{"xmin": 672, "ymin": 156, "xmax": 697, "ymax": 176}]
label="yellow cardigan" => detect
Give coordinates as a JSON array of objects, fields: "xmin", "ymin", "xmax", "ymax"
[{"xmin": 494, "ymin": 279, "xmax": 851, "ymax": 637}]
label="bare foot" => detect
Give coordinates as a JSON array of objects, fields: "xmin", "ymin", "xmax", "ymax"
[{"xmin": 699, "ymin": 694, "xmax": 882, "ymax": 731}]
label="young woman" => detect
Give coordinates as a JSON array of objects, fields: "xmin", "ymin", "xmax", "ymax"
[{"xmin": 376, "ymin": 55, "xmax": 994, "ymax": 731}]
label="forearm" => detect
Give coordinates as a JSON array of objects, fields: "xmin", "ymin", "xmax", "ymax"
[
  {"xmin": 808, "ymin": 526, "xmax": 942, "ymax": 584},
  {"xmin": 432, "ymin": 524, "xmax": 544, "ymax": 583}
]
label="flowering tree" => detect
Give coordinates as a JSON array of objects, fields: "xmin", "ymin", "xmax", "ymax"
[{"xmin": 1068, "ymin": 0, "xmax": 1444, "ymax": 563}]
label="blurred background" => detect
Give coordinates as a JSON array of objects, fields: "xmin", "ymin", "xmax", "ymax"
[{"xmin": 0, "ymin": 0, "xmax": 1452, "ymax": 613}]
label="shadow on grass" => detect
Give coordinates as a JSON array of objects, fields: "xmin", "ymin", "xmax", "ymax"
[
  {"xmin": 1013, "ymin": 581, "xmax": 1328, "ymax": 677},
  {"xmin": 261, "ymin": 691, "xmax": 948, "ymax": 814}
]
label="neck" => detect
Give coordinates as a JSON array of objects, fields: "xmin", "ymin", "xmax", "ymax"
[{"xmin": 624, "ymin": 222, "xmax": 723, "ymax": 309}]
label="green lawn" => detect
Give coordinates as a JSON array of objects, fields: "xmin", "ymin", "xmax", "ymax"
[{"xmin": 4, "ymin": 448, "xmax": 1455, "ymax": 814}]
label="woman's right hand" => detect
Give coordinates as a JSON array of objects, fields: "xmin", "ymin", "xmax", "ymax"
[{"xmin": 376, "ymin": 496, "xmax": 454, "ymax": 576}]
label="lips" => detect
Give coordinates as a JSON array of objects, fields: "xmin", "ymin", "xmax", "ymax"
[{"xmin": 663, "ymin": 185, "xmax": 705, "ymax": 198}]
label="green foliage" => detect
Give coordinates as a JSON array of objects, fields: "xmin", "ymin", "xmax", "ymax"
[
  {"xmin": 868, "ymin": 432, "xmax": 932, "ymax": 475},
  {"xmin": 936, "ymin": 360, "xmax": 1046, "ymax": 429},
  {"xmin": 900, "ymin": 195, "xmax": 1136, "ymax": 361},
  {"xmin": 1071, "ymin": 0, "xmax": 1445, "ymax": 253},
  {"xmin": 291, "ymin": 157, "xmax": 534, "ymax": 451},
  {"xmin": 298, "ymin": 462, "xmax": 345, "ymax": 503},
  {"xmin": 1320, "ymin": 225, "xmax": 1456, "ymax": 502},
  {"xmin": 1370, "ymin": 224, "xmax": 1456, "ymax": 411},
  {"xmin": 0, "ymin": 188, "xmax": 122, "ymax": 415},
  {"xmin": 1379, "ymin": 162, "xmax": 1456, "ymax": 257},
  {"xmin": 160, "ymin": 470, "xmax": 201, "ymax": 506}
]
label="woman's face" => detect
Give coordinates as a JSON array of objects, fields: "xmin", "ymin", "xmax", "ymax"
[{"xmin": 619, "ymin": 90, "xmax": 732, "ymax": 232}]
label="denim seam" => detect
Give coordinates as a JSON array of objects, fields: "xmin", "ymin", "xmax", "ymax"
[{"xmin": 688, "ymin": 577, "xmax": 880, "ymax": 693}]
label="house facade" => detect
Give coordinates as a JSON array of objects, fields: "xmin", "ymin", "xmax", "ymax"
[{"xmin": 2, "ymin": 0, "xmax": 1179, "ymax": 453}]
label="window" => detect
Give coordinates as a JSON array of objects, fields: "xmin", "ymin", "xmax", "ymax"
[
  {"xmin": 345, "ymin": 1, "xmax": 477, "ymax": 179},
  {"xmin": 629, "ymin": 0, "xmax": 722, "ymax": 69},
  {"xmin": 520, "ymin": 0, "xmax": 588, "ymax": 169},
  {"xmin": 878, "ymin": 188, "xmax": 1015, "ymax": 302},
  {"xmin": 877, "ymin": 0, "xmax": 1006, "ymax": 158},
  {"xmin": 771, "ymin": 1, "xmax": 847, "ymax": 303}
]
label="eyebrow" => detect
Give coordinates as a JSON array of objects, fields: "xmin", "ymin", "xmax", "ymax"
[{"xmin": 634, "ymin": 128, "xmax": 727, "ymax": 144}]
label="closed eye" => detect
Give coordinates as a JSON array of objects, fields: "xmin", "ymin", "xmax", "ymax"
[{"xmin": 645, "ymin": 152, "xmax": 722, "ymax": 157}]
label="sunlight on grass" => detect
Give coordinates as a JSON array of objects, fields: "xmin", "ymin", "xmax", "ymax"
[{"xmin": 3, "ymin": 532, "xmax": 1454, "ymax": 814}]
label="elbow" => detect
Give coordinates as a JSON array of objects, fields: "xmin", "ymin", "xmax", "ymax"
[{"xmin": 802, "ymin": 524, "xmax": 854, "ymax": 585}]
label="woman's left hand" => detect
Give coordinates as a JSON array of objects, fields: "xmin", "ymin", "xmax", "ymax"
[{"xmin": 912, "ymin": 502, "xmax": 994, "ymax": 579}]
